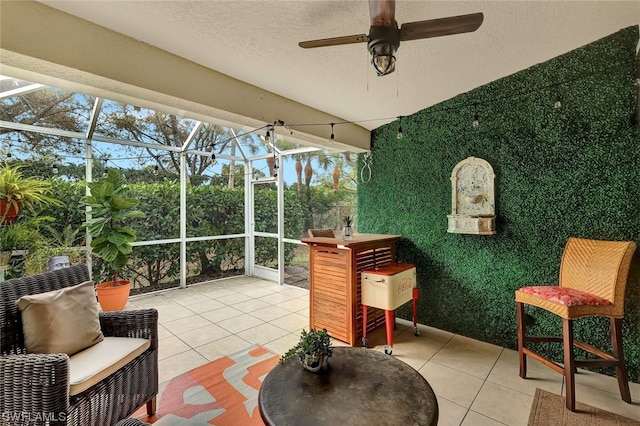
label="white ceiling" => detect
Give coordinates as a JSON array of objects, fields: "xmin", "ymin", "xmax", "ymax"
[{"xmin": 37, "ymin": 1, "xmax": 640, "ymax": 132}]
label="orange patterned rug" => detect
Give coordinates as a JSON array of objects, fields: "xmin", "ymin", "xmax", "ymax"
[{"xmin": 134, "ymin": 345, "xmax": 279, "ymax": 425}]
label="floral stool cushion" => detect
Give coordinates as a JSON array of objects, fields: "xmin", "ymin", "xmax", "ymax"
[{"xmin": 517, "ymin": 286, "xmax": 612, "ymax": 307}]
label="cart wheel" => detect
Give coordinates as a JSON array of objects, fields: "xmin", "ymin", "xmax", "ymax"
[
  {"xmin": 413, "ymin": 327, "xmax": 420, "ymax": 336},
  {"xmin": 384, "ymin": 345, "xmax": 393, "ymax": 355},
  {"xmin": 362, "ymin": 337, "xmax": 368, "ymax": 348}
]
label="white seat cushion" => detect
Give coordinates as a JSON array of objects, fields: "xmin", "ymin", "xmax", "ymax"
[{"xmin": 69, "ymin": 336, "xmax": 150, "ymax": 396}]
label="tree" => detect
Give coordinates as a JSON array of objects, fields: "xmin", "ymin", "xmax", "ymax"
[{"xmin": 99, "ymin": 106, "xmax": 263, "ymax": 186}]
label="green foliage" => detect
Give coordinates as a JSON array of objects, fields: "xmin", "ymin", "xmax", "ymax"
[
  {"xmin": 280, "ymin": 328, "xmax": 334, "ymax": 364},
  {"xmin": 0, "ymin": 162, "xmax": 63, "ymax": 220},
  {"xmin": 359, "ymin": 27, "xmax": 640, "ymax": 381},
  {"xmin": 81, "ymin": 169, "xmax": 146, "ymax": 284}
]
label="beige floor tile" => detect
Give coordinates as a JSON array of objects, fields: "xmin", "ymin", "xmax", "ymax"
[
  {"xmin": 392, "ymin": 348, "xmax": 430, "ymax": 372},
  {"xmin": 216, "ymin": 277, "xmax": 254, "ymax": 287},
  {"xmin": 499, "ymin": 347, "xmax": 562, "ymax": 376},
  {"xmin": 130, "ymin": 293, "xmax": 177, "ymax": 308},
  {"xmin": 269, "ymin": 312, "xmax": 310, "ymax": 332},
  {"xmin": 178, "ymin": 323, "xmax": 231, "ymax": 348},
  {"xmin": 231, "ymin": 298, "xmax": 271, "ymax": 314},
  {"xmin": 216, "ymin": 292, "xmax": 252, "ymax": 306},
  {"xmin": 194, "ymin": 286, "xmax": 236, "ymax": 299},
  {"xmin": 570, "ymin": 382, "xmax": 640, "ymax": 421},
  {"xmin": 263, "ymin": 333, "xmax": 301, "ymax": 357},
  {"xmin": 249, "ymin": 305, "xmax": 291, "ymax": 322},
  {"xmin": 258, "ymin": 292, "xmax": 297, "ymax": 305},
  {"xmin": 162, "ymin": 288, "xmax": 212, "ymax": 306},
  {"xmin": 461, "ymin": 410, "xmax": 508, "ymax": 426},
  {"xmin": 431, "ymin": 334, "xmax": 502, "ymax": 379},
  {"xmin": 157, "ymin": 324, "xmax": 172, "ymax": 340},
  {"xmin": 277, "ymin": 297, "xmax": 309, "ymax": 312},
  {"xmin": 436, "ymin": 397, "xmax": 468, "ymax": 426},
  {"xmin": 278, "ymin": 287, "xmax": 309, "ymax": 298},
  {"xmin": 233, "ymin": 285, "xmax": 276, "ymax": 298},
  {"xmin": 158, "ymin": 349, "xmax": 208, "ymax": 383},
  {"xmin": 184, "ymin": 298, "xmax": 225, "ymax": 314},
  {"xmin": 574, "ymin": 368, "xmax": 640, "ymax": 399},
  {"xmin": 217, "ymin": 313, "xmax": 264, "ymax": 333},
  {"xmin": 194, "ymin": 334, "xmax": 252, "ymax": 361},
  {"xmin": 236, "ymin": 323, "xmax": 289, "ymax": 345},
  {"xmin": 158, "ymin": 335, "xmax": 191, "ymax": 360},
  {"xmin": 162, "ymin": 314, "xmax": 213, "ymax": 335},
  {"xmin": 419, "ymin": 361, "xmax": 484, "ymax": 407},
  {"xmin": 199, "ymin": 305, "xmax": 244, "ymax": 323},
  {"xmin": 155, "ymin": 303, "xmax": 198, "ymax": 323},
  {"xmin": 486, "ymin": 359, "xmax": 563, "ymax": 396},
  {"xmin": 470, "ymin": 381, "xmax": 533, "ymax": 426},
  {"xmin": 389, "ymin": 326, "xmax": 452, "ymax": 360}
]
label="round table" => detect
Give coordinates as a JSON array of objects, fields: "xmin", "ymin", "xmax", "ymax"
[{"xmin": 258, "ymin": 347, "xmax": 438, "ymax": 426}]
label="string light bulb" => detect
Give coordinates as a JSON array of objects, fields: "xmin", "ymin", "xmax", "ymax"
[
  {"xmin": 265, "ymin": 128, "xmax": 271, "ymax": 143},
  {"xmin": 554, "ymin": 95, "xmax": 562, "ymax": 109},
  {"xmin": 6, "ymin": 143, "xmax": 12, "ymax": 158},
  {"xmin": 153, "ymin": 165, "xmax": 159, "ymax": 175},
  {"xmin": 330, "ymin": 123, "xmax": 335, "ymax": 140},
  {"xmin": 472, "ymin": 113, "xmax": 480, "ymax": 128},
  {"xmin": 52, "ymin": 163, "xmax": 59, "ymax": 174},
  {"xmin": 397, "ymin": 116, "xmax": 403, "ymax": 139}
]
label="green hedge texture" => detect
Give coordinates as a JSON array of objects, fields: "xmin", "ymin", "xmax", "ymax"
[{"xmin": 358, "ymin": 26, "xmax": 640, "ymax": 381}]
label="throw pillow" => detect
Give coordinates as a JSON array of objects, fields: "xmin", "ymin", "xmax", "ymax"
[{"xmin": 16, "ymin": 280, "xmax": 104, "ymax": 356}]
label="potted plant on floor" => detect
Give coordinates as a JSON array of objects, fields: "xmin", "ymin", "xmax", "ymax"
[
  {"xmin": 0, "ymin": 162, "xmax": 63, "ymax": 224},
  {"xmin": 280, "ymin": 328, "xmax": 334, "ymax": 373},
  {"xmin": 81, "ymin": 169, "xmax": 145, "ymax": 311}
]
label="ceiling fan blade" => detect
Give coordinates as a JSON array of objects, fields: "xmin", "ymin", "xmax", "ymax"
[
  {"xmin": 400, "ymin": 12, "xmax": 484, "ymax": 42},
  {"xmin": 299, "ymin": 34, "xmax": 368, "ymax": 49},
  {"xmin": 369, "ymin": 0, "xmax": 395, "ymax": 26}
]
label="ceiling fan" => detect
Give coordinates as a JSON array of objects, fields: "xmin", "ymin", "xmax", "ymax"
[{"xmin": 299, "ymin": 0, "xmax": 484, "ymax": 76}]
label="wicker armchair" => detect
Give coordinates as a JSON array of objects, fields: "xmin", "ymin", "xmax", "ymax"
[
  {"xmin": 515, "ymin": 237, "xmax": 636, "ymax": 411},
  {"xmin": 0, "ymin": 264, "xmax": 158, "ymax": 426}
]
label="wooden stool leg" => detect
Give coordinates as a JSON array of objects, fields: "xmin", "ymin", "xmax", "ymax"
[
  {"xmin": 516, "ymin": 302, "xmax": 527, "ymax": 378},
  {"xmin": 563, "ymin": 318, "xmax": 576, "ymax": 411},
  {"xmin": 611, "ymin": 317, "xmax": 631, "ymax": 403}
]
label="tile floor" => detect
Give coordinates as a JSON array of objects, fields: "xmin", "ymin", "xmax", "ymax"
[{"xmin": 127, "ymin": 276, "xmax": 640, "ymax": 426}]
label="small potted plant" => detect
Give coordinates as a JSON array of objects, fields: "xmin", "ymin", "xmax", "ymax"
[
  {"xmin": 343, "ymin": 215, "xmax": 353, "ymax": 240},
  {"xmin": 0, "ymin": 162, "xmax": 62, "ymax": 224},
  {"xmin": 81, "ymin": 169, "xmax": 145, "ymax": 311},
  {"xmin": 280, "ymin": 328, "xmax": 334, "ymax": 373}
]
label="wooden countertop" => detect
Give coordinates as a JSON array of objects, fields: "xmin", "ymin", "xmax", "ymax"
[{"xmin": 301, "ymin": 233, "xmax": 401, "ymax": 249}]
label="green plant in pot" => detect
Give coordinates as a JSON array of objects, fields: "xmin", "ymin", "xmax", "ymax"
[
  {"xmin": 0, "ymin": 162, "xmax": 63, "ymax": 224},
  {"xmin": 0, "ymin": 221, "xmax": 43, "ymax": 272},
  {"xmin": 81, "ymin": 169, "xmax": 145, "ymax": 311},
  {"xmin": 280, "ymin": 328, "xmax": 334, "ymax": 373}
]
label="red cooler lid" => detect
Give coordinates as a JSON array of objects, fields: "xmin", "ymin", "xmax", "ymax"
[{"xmin": 362, "ymin": 263, "xmax": 415, "ymax": 276}]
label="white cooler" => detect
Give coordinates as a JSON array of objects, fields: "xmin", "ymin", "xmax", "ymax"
[
  {"xmin": 361, "ymin": 263, "xmax": 420, "ymax": 355},
  {"xmin": 362, "ymin": 263, "xmax": 416, "ymax": 310}
]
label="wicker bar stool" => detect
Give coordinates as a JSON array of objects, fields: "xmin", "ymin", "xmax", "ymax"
[{"xmin": 515, "ymin": 237, "xmax": 636, "ymax": 411}]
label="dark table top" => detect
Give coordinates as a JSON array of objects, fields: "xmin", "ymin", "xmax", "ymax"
[{"xmin": 258, "ymin": 347, "xmax": 438, "ymax": 426}]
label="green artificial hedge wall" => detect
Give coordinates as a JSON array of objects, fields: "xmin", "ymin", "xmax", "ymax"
[{"xmin": 358, "ymin": 26, "xmax": 640, "ymax": 381}]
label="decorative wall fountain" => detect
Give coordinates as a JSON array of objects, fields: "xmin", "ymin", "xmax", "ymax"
[{"xmin": 447, "ymin": 157, "xmax": 496, "ymax": 235}]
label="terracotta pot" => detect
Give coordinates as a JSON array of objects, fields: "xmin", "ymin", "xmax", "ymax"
[
  {"xmin": 96, "ymin": 280, "xmax": 131, "ymax": 311},
  {"xmin": 0, "ymin": 199, "xmax": 21, "ymax": 225}
]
